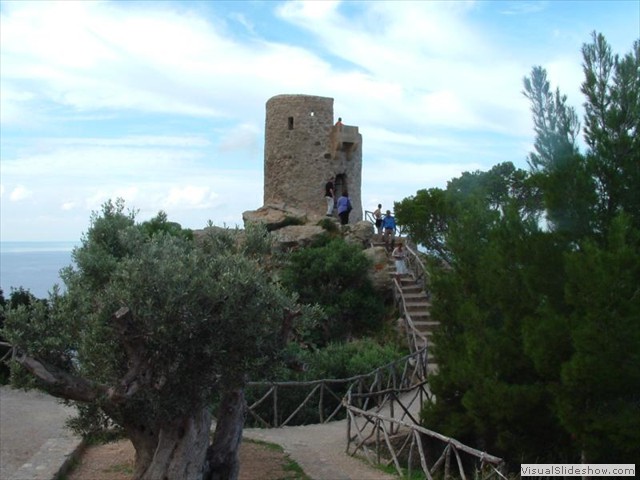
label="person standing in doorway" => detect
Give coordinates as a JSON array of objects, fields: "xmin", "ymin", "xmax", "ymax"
[
  {"xmin": 337, "ymin": 190, "xmax": 352, "ymax": 225},
  {"xmin": 325, "ymin": 177, "xmax": 335, "ymax": 216}
]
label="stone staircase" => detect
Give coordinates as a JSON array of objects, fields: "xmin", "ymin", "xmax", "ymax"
[{"xmin": 372, "ymin": 235, "xmax": 439, "ymax": 371}]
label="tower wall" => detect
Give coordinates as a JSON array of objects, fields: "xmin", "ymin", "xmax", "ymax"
[{"xmin": 264, "ymin": 94, "xmax": 362, "ymax": 221}]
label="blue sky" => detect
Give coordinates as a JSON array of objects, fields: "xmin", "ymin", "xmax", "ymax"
[{"xmin": 1, "ymin": 0, "xmax": 638, "ymax": 241}]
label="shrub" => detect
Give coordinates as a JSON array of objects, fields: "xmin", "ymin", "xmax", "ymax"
[
  {"xmin": 279, "ymin": 237, "xmax": 385, "ymax": 345},
  {"xmin": 245, "ymin": 338, "xmax": 409, "ymax": 426}
]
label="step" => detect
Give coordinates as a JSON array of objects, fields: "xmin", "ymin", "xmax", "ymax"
[
  {"xmin": 412, "ymin": 320, "xmax": 440, "ymax": 330},
  {"xmin": 406, "ymin": 309, "xmax": 431, "ymax": 318},
  {"xmin": 406, "ymin": 304, "xmax": 431, "ymax": 312},
  {"xmin": 404, "ymin": 295, "xmax": 431, "ymax": 310},
  {"xmin": 402, "ymin": 294, "xmax": 430, "ymax": 303},
  {"xmin": 406, "ymin": 306, "xmax": 431, "ymax": 313}
]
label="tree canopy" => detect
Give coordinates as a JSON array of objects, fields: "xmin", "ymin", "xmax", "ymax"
[
  {"xmin": 1, "ymin": 200, "xmax": 311, "ymax": 479},
  {"xmin": 396, "ymin": 32, "xmax": 640, "ymax": 467}
]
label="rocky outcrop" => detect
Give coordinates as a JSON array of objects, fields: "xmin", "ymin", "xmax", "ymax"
[
  {"xmin": 342, "ymin": 221, "xmax": 374, "ymax": 248},
  {"xmin": 363, "ymin": 246, "xmax": 391, "ymax": 293},
  {"xmin": 271, "ymin": 224, "xmax": 327, "ymax": 250},
  {"xmin": 241, "ymin": 204, "xmax": 386, "ymax": 290},
  {"xmin": 242, "ymin": 204, "xmax": 310, "ymax": 231}
]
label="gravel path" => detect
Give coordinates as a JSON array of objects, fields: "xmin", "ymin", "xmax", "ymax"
[
  {"xmin": 1, "ymin": 385, "xmax": 419, "ymax": 480},
  {"xmin": 244, "ymin": 420, "xmax": 397, "ymax": 480},
  {"xmin": 0, "ymin": 386, "xmax": 78, "ymax": 480}
]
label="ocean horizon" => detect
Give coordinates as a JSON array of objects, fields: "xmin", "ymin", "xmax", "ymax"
[{"xmin": 0, "ymin": 241, "xmax": 79, "ymax": 299}]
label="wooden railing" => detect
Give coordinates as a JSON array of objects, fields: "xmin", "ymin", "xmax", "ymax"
[
  {"xmin": 404, "ymin": 242, "xmax": 430, "ymax": 289},
  {"xmin": 245, "ymin": 344, "xmax": 429, "ymax": 428},
  {"xmin": 363, "ymin": 210, "xmax": 408, "ymax": 237},
  {"xmin": 345, "ymin": 385, "xmax": 506, "ymax": 479}
]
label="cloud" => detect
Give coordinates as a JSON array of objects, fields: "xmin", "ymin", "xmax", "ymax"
[
  {"xmin": 162, "ymin": 185, "xmax": 218, "ymax": 210},
  {"xmin": 0, "ymin": 1, "xmax": 350, "ymax": 127},
  {"xmin": 9, "ymin": 185, "xmax": 32, "ymax": 201},
  {"xmin": 498, "ymin": 1, "xmax": 549, "ymax": 16},
  {"xmin": 0, "ymin": 130, "xmax": 265, "ymax": 240},
  {"xmin": 0, "ymin": 0, "xmax": 530, "ymax": 136},
  {"xmin": 217, "ymin": 123, "xmax": 261, "ymax": 153},
  {"xmin": 1, "ymin": 0, "xmax": 636, "ymax": 242}
]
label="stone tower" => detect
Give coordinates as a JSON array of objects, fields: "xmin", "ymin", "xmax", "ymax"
[{"xmin": 263, "ymin": 94, "xmax": 362, "ymax": 221}]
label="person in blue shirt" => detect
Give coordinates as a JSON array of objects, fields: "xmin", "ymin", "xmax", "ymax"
[
  {"xmin": 337, "ymin": 190, "xmax": 352, "ymax": 225},
  {"xmin": 382, "ymin": 210, "xmax": 396, "ymax": 250}
]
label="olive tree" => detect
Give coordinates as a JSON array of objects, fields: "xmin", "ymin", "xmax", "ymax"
[{"xmin": 1, "ymin": 200, "xmax": 305, "ymax": 480}]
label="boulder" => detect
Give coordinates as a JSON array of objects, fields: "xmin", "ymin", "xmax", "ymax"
[
  {"xmin": 363, "ymin": 246, "xmax": 391, "ymax": 292},
  {"xmin": 343, "ymin": 220, "xmax": 375, "ymax": 247},
  {"xmin": 271, "ymin": 224, "xmax": 327, "ymax": 250},
  {"xmin": 242, "ymin": 204, "xmax": 308, "ymax": 231}
]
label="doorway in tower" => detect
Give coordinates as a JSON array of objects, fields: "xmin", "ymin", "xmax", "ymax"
[{"xmin": 334, "ymin": 174, "xmax": 347, "ymax": 197}]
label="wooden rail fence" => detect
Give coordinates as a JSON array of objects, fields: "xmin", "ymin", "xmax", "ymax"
[
  {"xmin": 245, "ymin": 345, "xmax": 429, "ymax": 428},
  {"xmin": 345, "ymin": 386, "xmax": 506, "ymax": 480}
]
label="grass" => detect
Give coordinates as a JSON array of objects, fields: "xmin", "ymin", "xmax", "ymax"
[
  {"xmin": 104, "ymin": 463, "xmax": 134, "ymax": 474},
  {"xmin": 243, "ymin": 438, "xmax": 312, "ymax": 480}
]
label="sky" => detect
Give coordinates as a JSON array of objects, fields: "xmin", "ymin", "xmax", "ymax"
[{"xmin": 1, "ymin": 1, "xmax": 638, "ymax": 242}]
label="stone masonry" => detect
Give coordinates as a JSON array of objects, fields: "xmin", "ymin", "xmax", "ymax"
[{"xmin": 263, "ymin": 94, "xmax": 363, "ymax": 221}]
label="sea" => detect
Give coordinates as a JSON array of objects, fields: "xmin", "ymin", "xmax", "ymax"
[{"xmin": 0, "ymin": 241, "xmax": 79, "ymax": 300}]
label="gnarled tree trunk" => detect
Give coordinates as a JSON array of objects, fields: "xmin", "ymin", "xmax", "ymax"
[
  {"xmin": 122, "ymin": 385, "xmax": 247, "ymax": 480},
  {"xmin": 127, "ymin": 407, "xmax": 213, "ymax": 480},
  {"xmin": 205, "ymin": 385, "xmax": 246, "ymax": 480}
]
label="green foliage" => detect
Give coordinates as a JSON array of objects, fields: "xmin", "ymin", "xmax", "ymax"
[
  {"xmin": 265, "ymin": 215, "xmax": 305, "ymax": 231},
  {"xmin": 395, "ymin": 187, "xmax": 451, "ymax": 261},
  {"xmin": 245, "ymin": 338, "xmax": 408, "ymax": 426},
  {"xmin": 0, "ymin": 289, "xmax": 8, "ymax": 384},
  {"xmin": 297, "ymin": 338, "xmax": 407, "ymax": 380},
  {"xmin": 395, "ymin": 162, "xmax": 540, "ymax": 263},
  {"xmin": 316, "ymin": 217, "xmax": 340, "ymax": 234},
  {"xmin": 556, "ymin": 215, "xmax": 640, "ymax": 462},
  {"xmin": 243, "ymin": 439, "xmax": 312, "ymax": 479},
  {"xmin": 414, "ymin": 33, "xmax": 640, "ymax": 468},
  {"xmin": 524, "ymin": 67, "xmax": 596, "ymax": 239},
  {"xmin": 140, "ymin": 210, "xmax": 193, "ymax": 240},
  {"xmin": 2, "ymin": 199, "xmax": 305, "ymax": 438},
  {"xmin": 65, "ymin": 403, "xmax": 125, "ymax": 444},
  {"xmin": 279, "ymin": 237, "xmax": 385, "ymax": 345},
  {"xmin": 581, "ymin": 33, "xmax": 640, "ymax": 234}
]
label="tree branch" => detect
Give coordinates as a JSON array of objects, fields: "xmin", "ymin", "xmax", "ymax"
[
  {"xmin": 4, "ymin": 307, "xmax": 154, "ymax": 406},
  {"xmin": 108, "ymin": 306, "xmax": 152, "ymax": 402},
  {"xmin": 14, "ymin": 350, "xmax": 110, "ymax": 403},
  {"xmin": 280, "ymin": 307, "xmax": 302, "ymax": 342}
]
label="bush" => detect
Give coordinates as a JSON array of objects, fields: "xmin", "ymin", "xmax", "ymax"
[
  {"xmin": 245, "ymin": 338, "xmax": 409, "ymax": 426},
  {"xmin": 316, "ymin": 217, "xmax": 340, "ymax": 234},
  {"xmin": 279, "ymin": 237, "xmax": 385, "ymax": 345}
]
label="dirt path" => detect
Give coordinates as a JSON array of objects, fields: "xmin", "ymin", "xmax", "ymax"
[
  {"xmin": 244, "ymin": 421, "xmax": 397, "ymax": 480},
  {"xmin": 1, "ymin": 386, "xmax": 416, "ymax": 480},
  {"xmin": 67, "ymin": 420, "xmax": 398, "ymax": 480},
  {"xmin": 67, "ymin": 438, "xmax": 307, "ymax": 480},
  {"xmin": 0, "ymin": 386, "xmax": 77, "ymax": 480}
]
